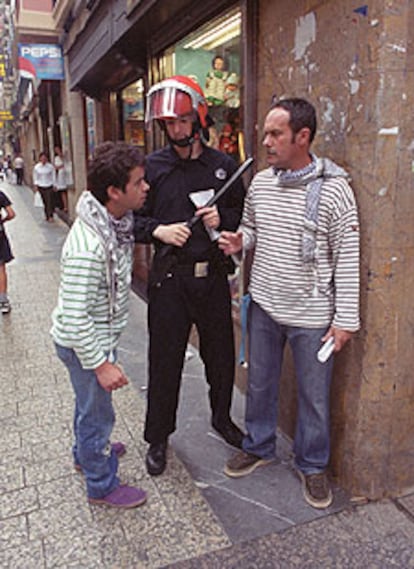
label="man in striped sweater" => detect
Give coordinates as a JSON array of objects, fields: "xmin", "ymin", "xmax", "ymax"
[
  {"xmin": 51, "ymin": 141, "xmax": 149, "ymax": 509},
  {"xmin": 219, "ymin": 98, "xmax": 360, "ymax": 509}
]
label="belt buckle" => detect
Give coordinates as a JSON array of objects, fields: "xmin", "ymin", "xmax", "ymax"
[{"xmin": 194, "ymin": 261, "xmax": 208, "ymax": 278}]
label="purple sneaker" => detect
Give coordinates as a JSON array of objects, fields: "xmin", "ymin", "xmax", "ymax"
[
  {"xmin": 74, "ymin": 441, "xmax": 126, "ymax": 472},
  {"xmin": 88, "ymin": 484, "xmax": 147, "ymax": 509}
]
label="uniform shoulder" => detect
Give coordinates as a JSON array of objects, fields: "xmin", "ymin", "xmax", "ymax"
[
  {"xmin": 146, "ymin": 146, "xmax": 174, "ymax": 166},
  {"xmin": 201, "ymin": 146, "xmax": 242, "ymax": 175}
]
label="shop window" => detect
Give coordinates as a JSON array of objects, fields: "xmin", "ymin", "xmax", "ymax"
[
  {"xmin": 122, "ymin": 79, "xmax": 145, "ymax": 148},
  {"xmin": 86, "ymin": 96, "xmax": 97, "ymax": 160},
  {"xmin": 159, "ymin": 7, "xmax": 244, "ymax": 163},
  {"xmin": 146, "ymin": 7, "xmax": 245, "ymax": 309}
]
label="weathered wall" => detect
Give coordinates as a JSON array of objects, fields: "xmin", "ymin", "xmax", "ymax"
[{"xmin": 258, "ymin": 0, "xmax": 414, "ymax": 498}]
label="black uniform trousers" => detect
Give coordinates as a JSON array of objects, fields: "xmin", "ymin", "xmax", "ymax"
[{"xmin": 145, "ymin": 267, "xmax": 235, "ymax": 444}]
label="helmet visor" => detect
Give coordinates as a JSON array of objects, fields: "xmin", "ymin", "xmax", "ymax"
[{"xmin": 145, "ymin": 85, "xmax": 194, "ymax": 127}]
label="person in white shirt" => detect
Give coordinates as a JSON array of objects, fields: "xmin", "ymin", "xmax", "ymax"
[
  {"xmin": 54, "ymin": 146, "xmax": 68, "ymax": 212},
  {"xmin": 14, "ymin": 153, "xmax": 24, "ymax": 185},
  {"xmin": 33, "ymin": 152, "xmax": 56, "ymax": 221}
]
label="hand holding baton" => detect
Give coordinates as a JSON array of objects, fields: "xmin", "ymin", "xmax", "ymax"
[{"xmin": 152, "ymin": 157, "xmax": 254, "ymax": 285}]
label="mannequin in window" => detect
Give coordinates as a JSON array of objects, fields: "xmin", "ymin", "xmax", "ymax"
[
  {"xmin": 224, "ymin": 73, "xmax": 240, "ymax": 109},
  {"xmin": 205, "ymin": 55, "xmax": 229, "ymax": 106}
]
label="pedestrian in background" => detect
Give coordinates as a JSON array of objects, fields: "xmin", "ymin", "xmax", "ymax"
[
  {"xmin": 33, "ymin": 152, "xmax": 56, "ymax": 221},
  {"xmin": 134, "ymin": 76, "xmax": 245, "ymax": 477},
  {"xmin": 51, "ymin": 141, "xmax": 149, "ymax": 509},
  {"xmin": 14, "ymin": 153, "xmax": 24, "ymax": 185},
  {"xmin": 3, "ymin": 155, "xmax": 12, "ymax": 183},
  {"xmin": 219, "ymin": 98, "xmax": 360, "ymax": 510},
  {"xmin": 54, "ymin": 145, "xmax": 68, "ymax": 212},
  {"xmin": 0, "ymin": 188, "xmax": 16, "ymax": 314}
]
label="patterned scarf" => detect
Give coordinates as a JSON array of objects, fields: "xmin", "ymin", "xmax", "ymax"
[
  {"xmin": 275, "ymin": 154, "xmax": 349, "ymax": 264},
  {"xmin": 76, "ymin": 191, "xmax": 134, "ymax": 320}
]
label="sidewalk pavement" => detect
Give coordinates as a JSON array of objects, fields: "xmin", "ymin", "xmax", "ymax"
[{"xmin": 1, "ymin": 181, "xmax": 414, "ymax": 568}]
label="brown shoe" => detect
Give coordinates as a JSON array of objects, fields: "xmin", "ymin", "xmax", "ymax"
[
  {"xmin": 297, "ymin": 470, "xmax": 333, "ymax": 509},
  {"xmin": 224, "ymin": 450, "xmax": 273, "ymax": 478}
]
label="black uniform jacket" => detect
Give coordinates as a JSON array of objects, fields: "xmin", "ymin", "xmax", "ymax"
[{"xmin": 134, "ymin": 144, "xmax": 245, "ymax": 264}]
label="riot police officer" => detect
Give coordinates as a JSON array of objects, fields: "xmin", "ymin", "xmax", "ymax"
[{"xmin": 134, "ymin": 75, "xmax": 245, "ymax": 475}]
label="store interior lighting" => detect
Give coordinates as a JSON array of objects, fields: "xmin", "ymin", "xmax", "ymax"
[{"xmin": 183, "ymin": 12, "xmax": 241, "ymax": 51}]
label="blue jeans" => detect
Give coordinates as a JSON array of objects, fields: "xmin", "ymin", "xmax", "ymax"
[
  {"xmin": 243, "ymin": 301, "xmax": 334, "ymax": 474},
  {"xmin": 55, "ymin": 344, "xmax": 119, "ymax": 498}
]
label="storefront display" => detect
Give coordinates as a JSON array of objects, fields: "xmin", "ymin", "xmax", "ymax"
[
  {"xmin": 86, "ymin": 97, "xmax": 97, "ymax": 161},
  {"xmin": 58, "ymin": 114, "xmax": 74, "ymax": 188},
  {"xmin": 159, "ymin": 7, "xmax": 244, "ymax": 165},
  {"xmin": 122, "ymin": 79, "xmax": 145, "ymax": 148},
  {"xmin": 144, "ymin": 6, "xmax": 245, "ymax": 309}
]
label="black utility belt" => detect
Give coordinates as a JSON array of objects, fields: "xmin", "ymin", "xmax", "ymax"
[{"xmin": 172, "ymin": 261, "xmax": 211, "ymax": 278}]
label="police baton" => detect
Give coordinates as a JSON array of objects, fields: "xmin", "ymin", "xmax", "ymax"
[
  {"xmin": 152, "ymin": 156, "xmax": 254, "ymax": 286},
  {"xmin": 185, "ymin": 156, "xmax": 254, "ymax": 230}
]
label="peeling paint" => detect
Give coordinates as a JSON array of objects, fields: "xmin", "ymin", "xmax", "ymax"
[
  {"xmin": 294, "ymin": 12, "xmax": 316, "ymax": 61},
  {"xmin": 379, "ymin": 127, "xmax": 399, "ymax": 136},
  {"xmin": 349, "ymin": 79, "xmax": 360, "ymax": 95},
  {"xmin": 388, "ymin": 43, "xmax": 406, "ymax": 53},
  {"xmin": 320, "ymin": 97, "xmax": 334, "ymax": 123}
]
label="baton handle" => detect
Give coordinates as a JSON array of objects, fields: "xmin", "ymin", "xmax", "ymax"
[
  {"xmin": 156, "ymin": 156, "xmax": 254, "ymax": 262},
  {"xmin": 186, "ymin": 156, "xmax": 254, "ymax": 229}
]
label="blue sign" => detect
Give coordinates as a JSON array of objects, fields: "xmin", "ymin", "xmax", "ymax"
[{"xmin": 18, "ymin": 44, "xmax": 65, "ymax": 80}]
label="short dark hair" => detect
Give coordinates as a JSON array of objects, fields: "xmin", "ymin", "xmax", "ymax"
[
  {"xmin": 87, "ymin": 141, "xmax": 145, "ymax": 205},
  {"xmin": 212, "ymin": 55, "xmax": 225, "ymax": 67},
  {"xmin": 271, "ymin": 98, "xmax": 317, "ymax": 143}
]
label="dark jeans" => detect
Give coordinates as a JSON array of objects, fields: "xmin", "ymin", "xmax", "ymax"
[
  {"xmin": 15, "ymin": 168, "xmax": 24, "ymax": 185},
  {"xmin": 145, "ymin": 270, "xmax": 235, "ymax": 444},
  {"xmin": 38, "ymin": 186, "xmax": 54, "ymax": 219},
  {"xmin": 243, "ymin": 301, "xmax": 334, "ymax": 474}
]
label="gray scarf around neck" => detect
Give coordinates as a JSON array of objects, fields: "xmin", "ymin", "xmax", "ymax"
[
  {"xmin": 275, "ymin": 154, "xmax": 349, "ymax": 264},
  {"xmin": 76, "ymin": 191, "xmax": 134, "ymax": 320}
]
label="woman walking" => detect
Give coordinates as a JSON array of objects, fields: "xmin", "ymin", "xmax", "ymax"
[{"xmin": 33, "ymin": 152, "xmax": 56, "ymax": 221}]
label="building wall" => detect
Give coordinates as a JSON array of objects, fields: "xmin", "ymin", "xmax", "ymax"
[{"xmin": 257, "ymin": 0, "xmax": 414, "ymax": 498}]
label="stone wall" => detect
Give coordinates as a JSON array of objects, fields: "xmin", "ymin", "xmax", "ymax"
[{"xmin": 257, "ymin": 0, "xmax": 414, "ymax": 498}]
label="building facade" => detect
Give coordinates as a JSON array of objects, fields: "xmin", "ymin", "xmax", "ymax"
[{"xmin": 10, "ymin": 0, "xmax": 414, "ymax": 500}]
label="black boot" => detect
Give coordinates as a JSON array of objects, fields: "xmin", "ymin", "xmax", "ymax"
[
  {"xmin": 146, "ymin": 441, "xmax": 168, "ymax": 476},
  {"xmin": 212, "ymin": 418, "xmax": 244, "ymax": 448}
]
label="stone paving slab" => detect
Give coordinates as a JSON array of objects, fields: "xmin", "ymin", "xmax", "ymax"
[
  {"xmin": 165, "ymin": 500, "xmax": 414, "ymax": 568},
  {"xmin": 2, "ymin": 181, "xmax": 414, "ymax": 568}
]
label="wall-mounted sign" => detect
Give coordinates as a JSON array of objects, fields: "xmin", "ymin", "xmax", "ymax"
[
  {"xmin": 0, "ymin": 110, "xmax": 14, "ymax": 121},
  {"xmin": 18, "ymin": 44, "xmax": 65, "ymax": 80}
]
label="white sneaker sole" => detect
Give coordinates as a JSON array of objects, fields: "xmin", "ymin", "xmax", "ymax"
[
  {"xmin": 297, "ymin": 470, "xmax": 333, "ymax": 509},
  {"xmin": 224, "ymin": 457, "xmax": 274, "ymax": 478}
]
